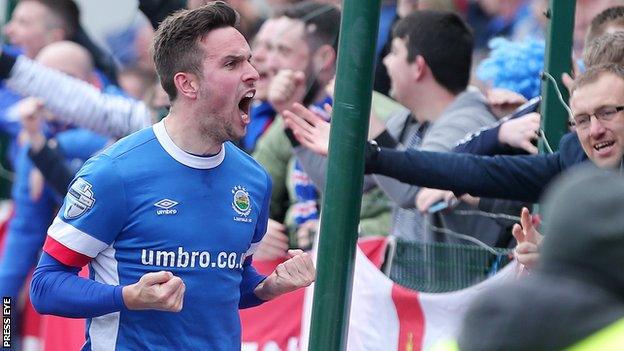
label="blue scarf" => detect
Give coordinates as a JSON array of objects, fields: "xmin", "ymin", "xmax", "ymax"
[{"xmin": 291, "ymin": 96, "xmax": 332, "ymax": 225}]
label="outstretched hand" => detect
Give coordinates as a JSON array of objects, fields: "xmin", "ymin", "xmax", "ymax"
[
  {"xmin": 254, "ymin": 249, "xmax": 316, "ymax": 301},
  {"xmin": 283, "ymin": 103, "xmax": 331, "ymax": 156},
  {"xmin": 512, "ymin": 207, "xmax": 543, "ymax": 271}
]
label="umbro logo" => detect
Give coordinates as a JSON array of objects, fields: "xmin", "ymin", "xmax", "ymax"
[{"xmin": 154, "ymin": 199, "xmax": 178, "ymax": 215}]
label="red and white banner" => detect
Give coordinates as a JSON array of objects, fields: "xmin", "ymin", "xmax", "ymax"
[
  {"xmin": 300, "ymin": 238, "xmax": 517, "ymax": 351},
  {"xmin": 19, "ymin": 237, "xmax": 515, "ymax": 351}
]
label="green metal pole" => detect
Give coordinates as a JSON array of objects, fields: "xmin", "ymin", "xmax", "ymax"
[
  {"xmin": 307, "ymin": 0, "xmax": 382, "ymax": 350},
  {"xmin": 540, "ymin": 0, "xmax": 576, "ymax": 151}
]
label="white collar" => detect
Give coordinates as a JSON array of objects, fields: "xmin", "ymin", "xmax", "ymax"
[{"xmin": 153, "ymin": 120, "xmax": 225, "ymax": 169}]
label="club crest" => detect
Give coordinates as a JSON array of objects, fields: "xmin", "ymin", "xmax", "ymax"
[
  {"xmin": 64, "ymin": 178, "xmax": 95, "ymax": 219},
  {"xmin": 231, "ymin": 185, "xmax": 251, "ymax": 217}
]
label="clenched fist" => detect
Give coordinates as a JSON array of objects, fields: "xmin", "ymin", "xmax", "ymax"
[
  {"xmin": 268, "ymin": 69, "xmax": 307, "ymax": 114},
  {"xmin": 254, "ymin": 249, "xmax": 315, "ymax": 301},
  {"xmin": 123, "ymin": 271, "xmax": 186, "ymax": 312}
]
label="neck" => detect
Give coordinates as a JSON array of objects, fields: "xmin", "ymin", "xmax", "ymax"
[
  {"xmin": 408, "ymin": 84, "xmax": 457, "ymax": 122},
  {"xmin": 163, "ymin": 105, "xmax": 222, "ymax": 156}
]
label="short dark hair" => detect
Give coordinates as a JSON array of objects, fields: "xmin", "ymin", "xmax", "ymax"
[
  {"xmin": 393, "ymin": 10, "xmax": 473, "ymax": 94},
  {"xmin": 586, "ymin": 6, "xmax": 624, "ymax": 48},
  {"xmin": 26, "ymin": 0, "xmax": 80, "ymax": 39},
  {"xmin": 152, "ymin": 1, "xmax": 239, "ymax": 101},
  {"xmin": 573, "ymin": 63, "xmax": 624, "ymax": 93},
  {"xmin": 281, "ymin": 1, "xmax": 340, "ymax": 53}
]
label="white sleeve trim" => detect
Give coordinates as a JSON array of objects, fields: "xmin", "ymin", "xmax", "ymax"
[{"xmin": 48, "ymin": 217, "xmax": 109, "ymax": 258}]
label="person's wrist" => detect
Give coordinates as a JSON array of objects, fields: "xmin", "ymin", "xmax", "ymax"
[
  {"xmin": 122, "ymin": 284, "xmax": 139, "ymax": 310},
  {"xmin": 366, "ymin": 140, "xmax": 381, "ymax": 158},
  {"xmin": 364, "ymin": 140, "xmax": 381, "ymax": 174},
  {"xmin": 254, "ymin": 275, "xmax": 279, "ymax": 301}
]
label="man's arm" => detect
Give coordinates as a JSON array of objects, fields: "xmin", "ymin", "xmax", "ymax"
[
  {"xmin": 30, "ymin": 155, "xmax": 185, "ymax": 318},
  {"xmin": 31, "ymin": 252, "xmax": 185, "ymax": 317},
  {"xmin": 0, "ymin": 52, "xmax": 151, "ymax": 138},
  {"xmin": 365, "ymin": 145, "xmax": 565, "ymax": 203},
  {"xmin": 30, "ymin": 252, "xmax": 125, "ymax": 318},
  {"xmin": 285, "ymin": 104, "xmax": 421, "ymax": 208},
  {"xmin": 454, "ymin": 113, "xmax": 541, "ymax": 156},
  {"xmin": 241, "ymin": 175, "xmax": 315, "ymax": 305}
]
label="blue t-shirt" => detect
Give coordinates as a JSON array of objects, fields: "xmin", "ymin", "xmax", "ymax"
[{"xmin": 43, "ymin": 121, "xmax": 271, "ymax": 350}]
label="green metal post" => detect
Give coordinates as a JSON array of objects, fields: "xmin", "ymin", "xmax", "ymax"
[
  {"xmin": 307, "ymin": 0, "xmax": 382, "ymax": 350},
  {"xmin": 539, "ymin": 0, "xmax": 576, "ymax": 150}
]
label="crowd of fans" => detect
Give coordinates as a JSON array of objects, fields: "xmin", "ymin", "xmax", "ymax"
[{"xmin": 0, "ymin": 0, "xmax": 623, "ymax": 349}]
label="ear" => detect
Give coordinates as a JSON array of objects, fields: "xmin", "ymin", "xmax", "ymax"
[
  {"xmin": 313, "ymin": 45, "xmax": 336, "ymax": 73},
  {"xmin": 412, "ymin": 55, "xmax": 427, "ymax": 82},
  {"xmin": 173, "ymin": 72, "xmax": 199, "ymax": 100}
]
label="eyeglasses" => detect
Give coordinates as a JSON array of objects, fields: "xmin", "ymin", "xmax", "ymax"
[{"xmin": 571, "ymin": 105, "xmax": 624, "ymax": 130}]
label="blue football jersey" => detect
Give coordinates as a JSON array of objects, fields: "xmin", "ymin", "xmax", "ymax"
[{"xmin": 43, "ymin": 121, "xmax": 271, "ymax": 350}]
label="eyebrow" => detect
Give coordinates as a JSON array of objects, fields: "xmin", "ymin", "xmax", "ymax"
[{"xmin": 221, "ymin": 53, "xmax": 252, "ymax": 63}]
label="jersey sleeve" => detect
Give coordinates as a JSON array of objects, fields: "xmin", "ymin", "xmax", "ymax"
[
  {"xmin": 43, "ymin": 154, "xmax": 128, "ymax": 268},
  {"xmin": 30, "ymin": 252, "xmax": 126, "ymax": 318},
  {"xmin": 239, "ymin": 171, "xmax": 272, "ymax": 308}
]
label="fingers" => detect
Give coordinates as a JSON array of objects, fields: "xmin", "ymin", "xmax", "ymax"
[
  {"xmin": 142, "ymin": 271, "xmax": 174, "ymax": 285},
  {"xmin": 268, "ymin": 69, "xmax": 306, "ymax": 113},
  {"xmin": 415, "ymin": 188, "xmax": 447, "ymax": 213},
  {"xmin": 519, "ymin": 207, "xmax": 536, "ymax": 243},
  {"xmin": 160, "ymin": 276, "xmax": 185, "ymax": 312},
  {"xmin": 283, "ymin": 105, "xmax": 331, "ymax": 156},
  {"xmin": 512, "ymin": 223, "xmax": 525, "ymax": 243},
  {"xmin": 126, "ymin": 271, "xmax": 185, "ymax": 311},
  {"xmin": 284, "ymin": 251, "xmax": 315, "ymax": 285},
  {"xmin": 287, "ymin": 249, "xmax": 304, "ymax": 257},
  {"xmin": 520, "ymin": 139, "xmax": 539, "ymax": 154},
  {"xmin": 291, "ymin": 103, "xmax": 326, "ymax": 125},
  {"xmin": 283, "ymin": 111, "xmax": 316, "ymax": 143}
]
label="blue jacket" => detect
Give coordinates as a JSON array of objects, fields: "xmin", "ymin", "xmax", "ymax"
[{"xmin": 366, "ymin": 132, "xmax": 588, "ymax": 203}]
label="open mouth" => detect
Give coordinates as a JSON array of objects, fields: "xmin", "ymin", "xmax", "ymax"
[
  {"xmin": 238, "ymin": 90, "xmax": 255, "ymax": 121},
  {"xmin": 594, "ymin": 140, "xmax": 615, "ymax": 151}
]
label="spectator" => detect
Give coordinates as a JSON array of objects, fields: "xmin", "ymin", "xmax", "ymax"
[
  {"xmin": 239, "ymin": 18, "xmax": 279, "ymax": 153},
  {"xmin": 0, "ymin": 40, "xmax": 109, "ymax": 349},
  {"xmin": 286, "ymin": 10, "xmax": 504, "ymax": 249},
  {"xmin": 253, "ymin": 1, "xmax": 391, "ymax": 258},
  {"xmin": 363, "ymin": 63, "xmax": 624, "ymax": 202}
]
